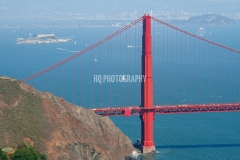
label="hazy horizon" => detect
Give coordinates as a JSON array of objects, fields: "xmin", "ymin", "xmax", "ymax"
[{"xmin": 0, "ymin": 0, "xmax": 240, "ymax": 24}]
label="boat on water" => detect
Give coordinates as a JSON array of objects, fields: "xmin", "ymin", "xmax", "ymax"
[
  {"xmin": 198, "ymin": 27, "xmax": 205, "ymax": 36},
  {"xmin": 127, "ymin": 45, "xmax": 133, "ymax": 48}
]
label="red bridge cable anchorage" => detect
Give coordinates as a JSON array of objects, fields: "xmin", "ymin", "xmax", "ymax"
[
  {"xmin": 21, "ymin": 16, "xmax": 144, "ymax": 83},
  {"xmin": 151, "ymin": 17, "xmax": 240, "ymax": 54}
]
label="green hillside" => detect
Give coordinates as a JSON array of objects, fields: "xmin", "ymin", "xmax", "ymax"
[{"xmin": 0, "ymin": 78, "xmax": 48, "ymax": 151}]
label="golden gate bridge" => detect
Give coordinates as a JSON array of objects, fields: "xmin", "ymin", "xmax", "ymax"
[{"xmin": 22, "ymin": 15, "xmax": 240, "ymax": 153}]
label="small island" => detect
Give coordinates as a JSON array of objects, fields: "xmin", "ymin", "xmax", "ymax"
[
  {"xmin": 169, "ymin": 14, "xmax": 235, "ymax": 25},
  {"xmin": 16, "ymin": 33, "xmax": 73, "ymax": 44}
]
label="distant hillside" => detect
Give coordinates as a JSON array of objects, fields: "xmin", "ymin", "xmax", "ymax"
[
  {"xmin": 169, "ymin": 14, "xmax": 235, "ymax": 25},
  {"xmin": 0, "ymin": 77, "xmax": 136, "ymax": 160}
]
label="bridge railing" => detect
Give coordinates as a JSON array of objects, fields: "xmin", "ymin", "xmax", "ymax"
[{"xmin": 91, "ymin": 103, "xmax": 240, "ymax": 116}]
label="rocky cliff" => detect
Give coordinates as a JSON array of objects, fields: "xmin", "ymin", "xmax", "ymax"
[{"xmin": 0, "ymin": 77, "xmax": 136, "ymax": 159}]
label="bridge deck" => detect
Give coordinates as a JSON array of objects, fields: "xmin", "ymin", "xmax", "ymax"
[{"xmin": 91, "ymin": 103, "xmax": 240, "ymax": 116}]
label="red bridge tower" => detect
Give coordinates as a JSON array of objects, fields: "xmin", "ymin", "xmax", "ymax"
[{"xmin": 140, "ymin": 15, "xmax": 156, "ymax": 153}]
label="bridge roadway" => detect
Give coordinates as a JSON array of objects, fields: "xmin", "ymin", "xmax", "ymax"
[{"xmin": 91, "ymin": 103, "xmax": 240, "ymax": 116}]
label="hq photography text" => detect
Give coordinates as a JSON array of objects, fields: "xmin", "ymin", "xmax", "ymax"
[{"xmin": 94, "ymin": 75, "xmax": 146, "ymax": 84}]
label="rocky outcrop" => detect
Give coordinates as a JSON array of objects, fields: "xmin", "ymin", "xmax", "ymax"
[{"xmin": 0, "ymin": 77, "xmax": 136, "ymax": 159}]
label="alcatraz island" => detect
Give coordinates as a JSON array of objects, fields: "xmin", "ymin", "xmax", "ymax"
[{"xmin": 16, "ymin": 33, "xmax": 73, "ymax": 44}]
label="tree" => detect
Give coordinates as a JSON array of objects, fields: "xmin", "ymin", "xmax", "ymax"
[
  {"xmin": 11, "ymin": 146, "xmax": 47, "ymax": 160},
  {"xmin": 0, "ymin": 149, "xmax": 8, "ymax": 160}
]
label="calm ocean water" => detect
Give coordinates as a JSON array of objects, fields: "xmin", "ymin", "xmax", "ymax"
[{"xmin": 1, "ymin": 22, "xmax": 240, "ymax": 159}]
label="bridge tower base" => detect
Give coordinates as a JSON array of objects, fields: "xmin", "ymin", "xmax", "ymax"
[
  {"xmin": 140, "ymin": 15, "xmax": 155, "ymax": 154},
  {"xmin": 141, "ymin": 146, "xmax": 156, "ymax": 154}
]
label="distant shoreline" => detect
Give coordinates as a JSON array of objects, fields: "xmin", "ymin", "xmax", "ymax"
[
  {"xmin": 167, "ymin": 14, "xmax": 236, "ymax": 26},
  {"xmin": 1, "ymin": 23, "xmax": 238, "ymax": 29},
  {"xmin": 0, "ymin": 14, "xmax": 238, "ymax": 29}
]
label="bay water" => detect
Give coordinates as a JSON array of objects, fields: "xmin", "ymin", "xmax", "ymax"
[{"xmin": 1, "ymin": 22, "xmax": 240, "ymax": 159}]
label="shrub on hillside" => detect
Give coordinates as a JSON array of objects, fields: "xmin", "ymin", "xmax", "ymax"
[
  {"xmin": 10, "ymin": 146, "xmax": 47, "ymax": 160},
  {"xmin": 0, "ymin": 149, "xmax": 8, "ymax": 160}
]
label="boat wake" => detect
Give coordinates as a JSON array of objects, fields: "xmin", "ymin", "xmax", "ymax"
[
  {"xmin": 57, "ymin": 48, "xmax": 68, "ymax": 51},
  {"xmin": 57, "ymin": 48, "xmax": 80, "ymax": 53},
  {"xmin": 127, "ymin": 45, "xmax": 141, "ymax": 48},
  {"xmin": 68, "ymin": 50, "xmax": 80, "ymax": 53}
]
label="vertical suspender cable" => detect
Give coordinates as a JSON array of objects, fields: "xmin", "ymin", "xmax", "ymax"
[
  {"xmin": 225, "ymin": 48, "xmax": 228, "ymax": 103},
  {"xmin": 211, "ymin": 42, "xmax": 214, "ymax": 103},
  {"xmin": 98, "ymin": 45, "xmax": 100, "ymax": 106},
  {"xmin": 171, "ymin": 28, "xmax": 174, "ymax": 104},
  {"xmin": 184, "ymin": 32, "xmax": 187, "ymax": 104},
  {"xmin": 193, "ymin": 36, "xmax": 196, "ymax": 103},
  {"xmin": 158, "ymin": 21, "xmax": 160, "ymax": 104},
  {"xmin": 110, "ymin": 37, "xmax": 112, "ymax": 106},
  {"xmin": 190, "ymin": 35, "xmax": 192, "ymax": 103},
  {"xmin": 120, "ymin": 32, "xmax": 122, "ymax": 105},
  {"xmin": 230, "ymin": 49, "xmax": 233, "ymax": 102},
  {"xmin": 80, "ymin": 51, "xmax": 83, "ymax": 106},
  {"xmin": 197, "ymin": 37, "xmax": 202, "ymax": 103},
  {"xmin": 207, "ymin": 41, "xmax": 210, "ymax": 103},
  {"xmin": 180, "ymin": 31, "xmax": 182, "ymax": 104},
  {"xmin": 154, "ymin": 21, "xmax": 156, "ymax": 104},
  {"xmin": 220, "ymin": 47, "xmax": 222, "ymax": 103},
  {"xmin": 126, "ymin": 27, "xmax": 128, "ymax": 105},
  {"xmin": 44, "ymin": 72, "xmax": 46, "ymax": 92},
  {"xmin": 53, "ymin": 68, "xmax": 56, "ymax": 98},
  {"xmin": 108, "ymin": 38, "xmax": 110, "ymax": 106},
  {"xmin": 162, "ymin": 24, "xmax": 165, "ymax": 104},
  {"xmin": 203, "ymin": 39, "xmax": 205, "ymax": 103},
  {"xmin": 239, "ymin": 50, "xmax": 240, "ymax": 102},
  {"xmin": 72, "ymin": 57, "xmax": 75, "ymax": 104},
  {"xmin": 100, "ymin": 45, "xmax": 102, "ymax": 106},
  {"xmin": 90, "ymin": 46, "xmax": 93, "ymax": 107},
  {"xmin": 216, "ymin": 46, "xmax": 219, "ymax": 103},
  {"xmin": 61, "ymin": 64, "xmax": 64, "ymax": 99},
  {"xmin": 128, "ymin": 27, "xmax": 130, "ymax": 105},
  {"xmin": 233, "ymin": 49, "xmax": 235, "ymax": 102},
  {"xmin": 166, "ymin": 26, "xmax": 168, "ymax": 104},
  {"xmin": 175, "ymin": 29, "xmax": 178, "ymax": 103},
  {"xmin": 117, "ymin": 32, "xmax": 119, "ymax": 106},
  {"xmin": 135, "ymin": 21, "xmax": 137, "ymax": 104},
  {"xmin": 140, "ymin": 21, "xmax": 142, "ymax": 103},
  {"xmin": 202, "ymin": 40, "xmax": 204, "ymax": 104}
]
